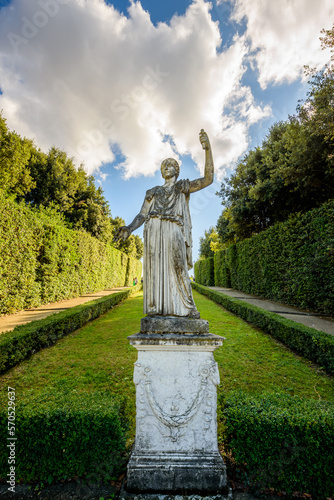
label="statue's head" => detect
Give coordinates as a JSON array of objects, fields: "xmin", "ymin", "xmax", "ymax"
[{"xmin": 161, "ymin": 158, "xmax": 180, "ymax": 180}]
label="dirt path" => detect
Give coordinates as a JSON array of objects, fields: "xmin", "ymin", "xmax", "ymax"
[
  {"xmin": 0, "ymin": 288, "xmax": 130, "ymax": 334},
  {"xmin": 209, "ymin": 286, "xmax": 334, "ymax": 335}
]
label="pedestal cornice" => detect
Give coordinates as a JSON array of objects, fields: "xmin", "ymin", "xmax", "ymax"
[{"xmin": 128, "ymin": 332, "xmax": 225, "ymax": 351}]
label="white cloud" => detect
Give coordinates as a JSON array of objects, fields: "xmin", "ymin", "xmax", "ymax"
[
  {"xmin": 0, "ymin": 0, "xmax": 270, "ymax": 178},
  {"xmin": 228, "ymin": 0, "xmax": 334, "ymax": 88}
]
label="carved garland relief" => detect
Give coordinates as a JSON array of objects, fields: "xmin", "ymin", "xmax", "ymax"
[{"xmin": 134, "ymin": 360, "xmax": 220, "ymax": 442}]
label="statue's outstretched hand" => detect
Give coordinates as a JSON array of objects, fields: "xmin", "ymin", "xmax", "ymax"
[
  {"xmin": 114, "ymin": 226, "xmax": 130, "ymax": 242},
  {"xmin": 199, "ymin": 129, "xmax": 210, "ymax": 150}
]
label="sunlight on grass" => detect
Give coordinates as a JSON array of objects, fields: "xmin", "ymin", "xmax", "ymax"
[
  {"xmin": 194, "ymin": 291, "xmax": 334, "ymax": 401},
  {"xmin": 0, "ymin": 290, "xmax": 333, "ymax": 429}
]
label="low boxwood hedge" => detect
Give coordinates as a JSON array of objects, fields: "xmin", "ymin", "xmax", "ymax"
[
  {"xmin": 192, "ymin": 282, "xmax": 334, "ymax": 375},
  {"xmin": 0, "ymin": 389, "xmax": 128, "ymax": 484},
  {"xmin": 223, "ymin": 391, "xmax": 334, "ymax": 498},
  {"xmin": 0, "ymin": 286, "xmax": 141, "ymax": 374}
]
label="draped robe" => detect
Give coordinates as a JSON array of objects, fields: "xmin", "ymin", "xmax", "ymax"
[{"xmin": 142, "ymin": 179, "xmax": 197, "ymax": 317}]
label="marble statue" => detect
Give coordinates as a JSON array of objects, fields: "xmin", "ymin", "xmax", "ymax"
[
  {"xmin": 122, "ymin": 131, "xmax": 227, "ymax": 495},
  {"xmin": 115, "ymin": 129, "xmax": 214, "ymax": 318}
]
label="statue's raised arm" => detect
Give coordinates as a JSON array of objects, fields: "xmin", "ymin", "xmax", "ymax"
[
  {"xmin": 188, "ymin": 129, "xmax": 214, "ymax": 193},
  {"xmin": 115, "ymin": 129, "xmax": 215, "ymax": 319}
]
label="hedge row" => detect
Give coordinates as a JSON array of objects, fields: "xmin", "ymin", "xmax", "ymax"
[
  {"xmin": 1, "ymin": 390, "xmax": 333, "ymax": 497},
  {"xmin": 192, "ymin": 282, "xmax": 334, "ymax": 375},
  {"xmin": 0, "ymin": 389, "xmax": 128, "ymax": 484},
  {"xmin": 0, "ymin": 195, "xmax": 142, "ymax": 315},
  {"xmin": 0, "ymin": 286, "xmax": 141, "ymax": 374},
  {"xmin": 197, "ymin": 201, "xmax": 334, "ymax": 315},
  {"xmin": 194, "ymin": 257, "xmax": 214, "ymax": 286},
  {"xmin": 223, "ymin": 391, "xmax": 334, "ymax": 497}
]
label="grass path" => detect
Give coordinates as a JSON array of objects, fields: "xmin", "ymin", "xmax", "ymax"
[
  {"xmin": 0, "ymin": 290, "xmax": 333, "ymax": 431},
  {"xmin": 197, "ymin": 292, "xmax": 334, "ymax": 399}
]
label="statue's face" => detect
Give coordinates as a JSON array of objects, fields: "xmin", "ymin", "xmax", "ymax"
[{"xmin": 161, "ymin": 159, "xmax": 178, "ymax": 180}]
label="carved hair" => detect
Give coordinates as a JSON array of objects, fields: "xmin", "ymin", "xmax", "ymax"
[{"xmin": 161, "ymin": 158, "xmax": 180, "ymax": 179}]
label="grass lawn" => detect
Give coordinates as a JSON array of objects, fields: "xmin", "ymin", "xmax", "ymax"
[{"xmin": 0, "ymin": 290, "xmax": 333, "ymax": 439}]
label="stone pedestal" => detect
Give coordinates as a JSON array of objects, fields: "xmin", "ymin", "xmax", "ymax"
[{"xmin": 127, "ymin": 317, "xmax": 228, "ymax": 496}]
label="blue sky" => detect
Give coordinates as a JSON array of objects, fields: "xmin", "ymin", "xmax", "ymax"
[{"xmin": 0, "ymin": 0, "xmax": 333, "ymax": 262}]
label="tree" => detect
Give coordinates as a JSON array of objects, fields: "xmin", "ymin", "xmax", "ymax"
[
  {"xmin": 199, "ymin": 227, "xmax": 220, "ymax": 258},
  {"xmin": 110, "ymin": 216, "xmax": 143, "ymax": 258},
  {"xmin": 320, "ymin": 23, "xmax": 334, "ymax": 55},
  {"xmin": 216, "ymin": 211, "xmax": 236, "ymax": 244},
  {"xmin": 217, "ymin": 54, "xmax": 334, "ymax": 241},
  {"xmin": 216, "ymin": 26, "xmax": 334, "ymax": 244},
  {"xmin": 299, "ymin": 25, "xmax": 334, "ymax": 142},
  {"xmin": 217, "ymin": 116, "xmax": 334, "ymax": 242},
  {"xmin": 133, "ymin": 234, "xmax": 144, "ymax": 260},
  {"xmin": 25, "ymin": 147, "xmax": 115, "ymax": 241},
  {"xmin": 0, "ymin": 112, "xmax": 35, "ymax": 198},
  {"xmin": 0, "ymin": 113, "xmax": 144, "ymax": 254}
]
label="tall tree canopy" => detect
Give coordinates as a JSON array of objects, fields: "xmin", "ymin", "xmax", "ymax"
[
  {"xmin": 0, "ymin": 114, "xmax": 35, "ymax": 198},
  {"xmin": 215, "ymin": 26, "xmax": 334, "ymax": 244},
  {"xmin": 25, "ymin": 146, "xmax": 114, "ymax": 241},
  {"xmin": 0, "ymin": 112, "xmax": 143, "ymax": 258},
  {"xmin": 199, "ymin": 227, "xmax": 220, "ymax": 258}
]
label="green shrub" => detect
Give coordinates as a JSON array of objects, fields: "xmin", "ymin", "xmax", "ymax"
[
  {"xmin": 0, "ymin": 196, "xmax": 42, "ymax": 312},
  {"xmin": 213, "ymin": 201, "xmax": 334, "ymax": 315},
  {"xmin": 192, "ymin": 283, "xmax": 334, "ymax": 375},
  {"xmin": 0, "ymin": 286, "xmax": 141, "ymax": 374},
  {"xmin": 194, "ymin": 257, "xmax": 214, "ymax": 286},
  {"xmin": 223, "ymin": 391, "xmax": 334, "ymax": 497},
  {"xmin": 214, "ymin": 250, "xmax": 231, "ymax": 287},
  {"xmin": 0, "ymin": 389, "xmax": 128, "ymax": 483},
  {"xmin": 124, "ymin": 251, "xmax": 142, "ymax": 287},
  {"xmin": 0, "ymin": 195, "xmax": 142, "ymax": 314},
  {"xmin": 194, "ymin": 260, "xmax": 200, "ymax": 283}
]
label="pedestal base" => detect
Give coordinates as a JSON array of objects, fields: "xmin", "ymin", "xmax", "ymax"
[
  {"xmin": 120, "ymin": 488, "xmax": 233, "ymax": 500},
  {"xmin": 127, "ymin": 451, "xmax": 227, "ymax": 494},
  {"xmin": 127, "ymin": 317, "xmax": 227, "ymax": 495}
]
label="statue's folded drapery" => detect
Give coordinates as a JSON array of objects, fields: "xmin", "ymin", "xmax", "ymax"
[
  {"xmin": 114, "ymin": 129, "xmax": 214, "ymax": 318},
  {"xmin": 143, "ymin": 179, "xmax": 196, "ymax": 317}
]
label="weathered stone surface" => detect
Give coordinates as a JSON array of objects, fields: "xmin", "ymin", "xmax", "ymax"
[
  {"xmin": 128, "ymin": 332, "xmax": 224, "ymax": 350},
  {"xmin": 127, "ymin": 452, "xmax": 228, "ymax": 494},
  {"xmin": 140, "ymin": 316, "xmax": 209, "ymax": 334},
  {"xmin": 120, "ymin": 488, "xmax": 233, "ymax": 500},
  {"xmin": 114, "ymin": 129, "xmax": 214, "ymax": 319},
  {"xmin": 127, "ymin": 333, "xmax": 227, "ymax": 494}
]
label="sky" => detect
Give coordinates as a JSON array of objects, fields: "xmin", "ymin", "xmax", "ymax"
[{"xmin": 0, "ymin": 0, "xmax": 333, "ymax": 263}]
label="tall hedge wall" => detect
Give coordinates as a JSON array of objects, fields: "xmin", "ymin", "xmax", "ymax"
[
  {"xmin": 0, "ymin": 195, "xmax": 142, "ymax": 315},
  {"xmin": 194, "ymin": 257, "xmax": 214, "ymax": 286},
  {"xmin": 197, "ymin": 201, "xmax": 334, "ymax": 315}
]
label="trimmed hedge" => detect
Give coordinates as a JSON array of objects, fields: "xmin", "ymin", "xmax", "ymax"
[
  {"xmin": 0, "ymin": 389, "xmax": 128, "ymax": 483},
  {"xmin": 192, "ymin": 282, "xmax": 334, "ymax": 375},
  {"xmin": 223, "ymin": 391, "xmax": 334, "ymax": 497},
  {"xmin": 203, "ymin": 201, "xmax": 334, "ymax": 315},
  {"xmin": 0, "ymin": 195, "xmax": 142, "ymax": 315},
  {"xmin": 0, "ymin": 286, "xmax": 141, "ymax": 374},
  {"xmin": 194, "ymin": 257, "xmax": 214, "ymax": 286},
  {"xmin": 214, "ymin": 247, "xmax": 232, "ymax": 288}
]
